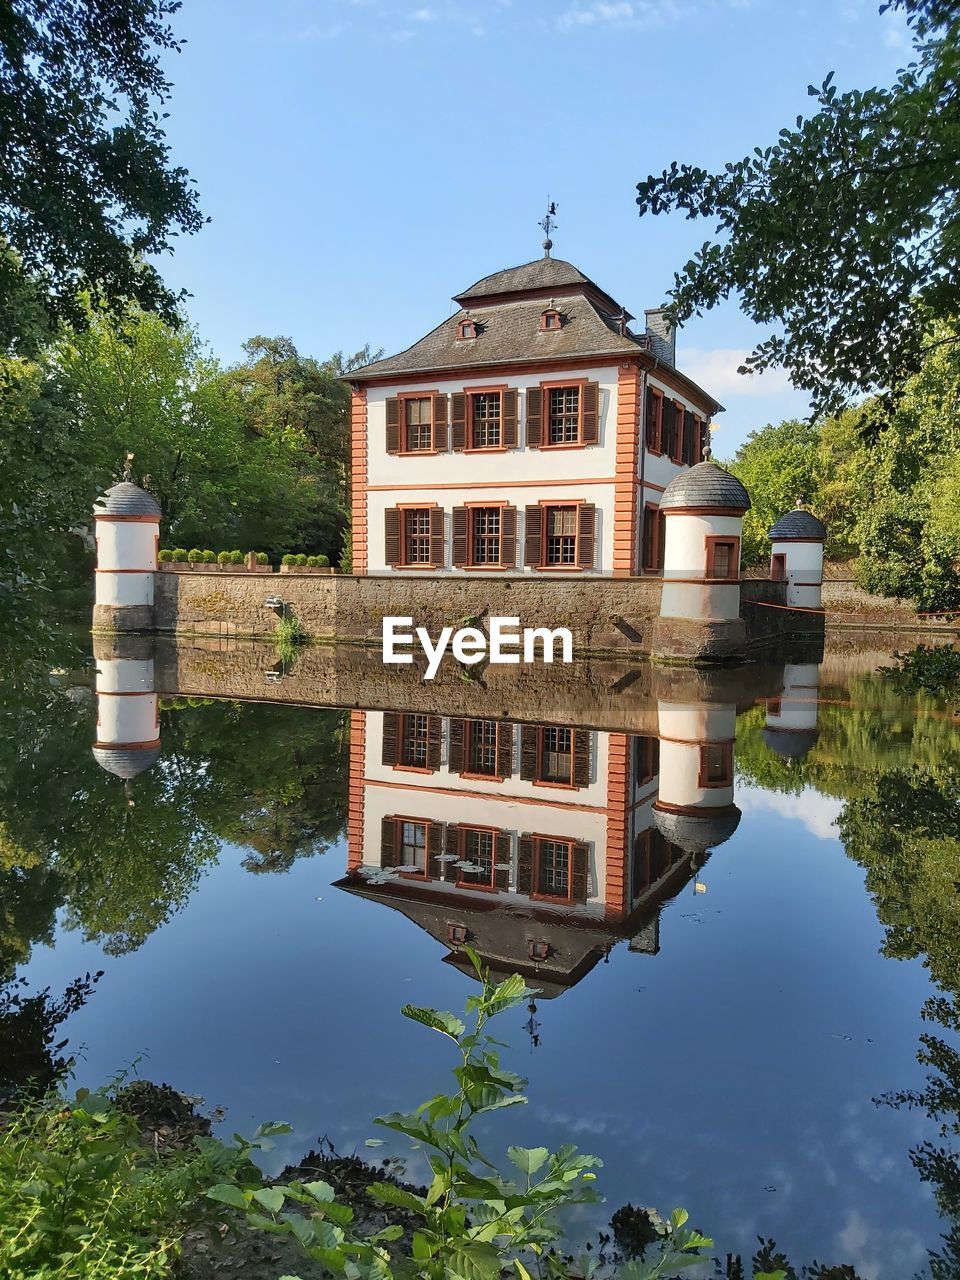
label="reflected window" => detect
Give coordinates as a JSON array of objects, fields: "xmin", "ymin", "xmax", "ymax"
[
  {"xmin": 538, "ymin": 838, "xmax": 571, "ymax": 896},
  {"xmin": 400, "ymin": 713, "xmax": 430, "ymax": 768},
  {"xmin": 540, "ymin": 727, "xmax": 572, "ymax": 783},
  {"xmin": 699, "ymin": 742, "xmax": 733, "ymax": 787},
  {"xmin": 399, "ymin": 820, "xmax": 427, "ymax": 872},
  {"xmin": 467, "ymin": 720, "xmax": 499, "ymax": 777},
  {"xmin": 459, "ymin": 827, "xmax": 496, "ymax": 888},
  {"xmin": 633, "ymin": 735, "xmax": 659, "ymax": 785}
]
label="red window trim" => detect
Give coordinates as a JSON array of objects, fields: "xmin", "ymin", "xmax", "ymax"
[
  {"xmin": 394, "ymin": 501, "xmax": 440, "ymax": 570},
  {"xmin": 396, "ymin": 390, "xmax": 441, "ymax": 456},
  {"xmin": 390, "ymin": 814, "xmax": 437, "ymax": 880},
  {"xmin": 392, "ymin": 712, "xmax": 436, "ymax": 775},
  {"xmin": 537, "ymin": 377, "xmax": 589, "ymax": 450},
  {"xmin": 697, "ymin": 742, "xmax": 734, "ymax": 789},
  {"xmin": 455, "ymin": 824, "xmax": 502, "ymax": 892},
  {"xmin": 704, "ymin": 535, "xmax": 741, "ymax": 582},
  {"xmin": 671, "ymin": 398, "xmax": 684, "ymax": 465},
  {"xmin": 457, "ymin": 319, "xmax": 477, "ymax": 340},
  {"xmin": 464, "ymin": 499, "xmax": 511, "ymax": 569},
  {"xmin": 530, "ymin": 725, "xmax": 577, "ymax": 790},
  {"xmin": 463, "ymin": 384, "xmax": 508, "ymax": 453},
  {"xmin": 534, "ymin": 498, "xmax": 584, "ymax": 571},
  {"xmin": 529, "ymin": 834, "xmax": 578, "ymax": 904},
  {"xmin": 646, "ymin": 386, "xmax": 664, "ymax": 456},
  {"xmin": 770, "ymin": 552, "xmax": 787, "ymax": 581},
  {"xmin": 539, "ymin": 308, "xmax": 562, "ymax": 332},
  {"xmin": 460, "ymin": 720, "xmax": 507, "ymax": 784},
  {"xmin": 641, "ymin": 501, "xmax": 661, "ymax": 573}
]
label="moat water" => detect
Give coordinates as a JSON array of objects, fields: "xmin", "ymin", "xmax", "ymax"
[{"xmin": 4, "ymin": 635, "xmax": 960, "ymax": 1278}]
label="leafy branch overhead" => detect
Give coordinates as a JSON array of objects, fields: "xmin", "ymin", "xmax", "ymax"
[{"xmin": 636, "ymin": 0, "xmax": 960, "ymax": 417}]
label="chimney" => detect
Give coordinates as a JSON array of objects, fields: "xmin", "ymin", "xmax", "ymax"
[{"xmin": 644, "ymin": 308, "xmax": 676, "ymax": 366}]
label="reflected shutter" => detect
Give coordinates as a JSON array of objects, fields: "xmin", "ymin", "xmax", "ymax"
[
  {"xmin": 683, "ymin": 410, "xmax": 695, "ymax": 466},
  {"xmin": 572, "ymin": 731, "xmax": 591, "ymax": 788},
  {"xmin": 517, "ymin": 835, "xmax": 535, "ymax": 894},
  {"xmin": 500, "ymin": 506, "xmax": 517, "ymax": 568},
  {"xmin": 432, "ymin": 393, "xmax": 449, "ymax": 452},
  {"xmin": 385, "ymin": 508, "xmax": 401, "ymax": 567},
  {"xmin": 526, "ymin": 388, "xmax": 542, "ymax": 448},
  {"xmin": 520, "ymin": 725, "xmax": 538, "ymax": 780},
  {"xmin": 502, "ymin": 388, "xmax": 518, "ymax": 448},
  {"xmin": 429, "ymin": 507, "xmax": 444, "ymax": 567},
  {"xmin": 386, "ymin": 397, "xmax": 400, "ymax": 454},
  {"xmin": 451, "ymin": 507, "xmax": 468, "ymax": 567},
  {"xmin": 451, "ymin": 393, "xmax": 467, "ymax": 451},
  {"xmin": 445, "ymin": 822, "xmax": 460, "ymax": 858},
  {"xmin": 496, "ymin": 723, "xmax": 514, "ymax": 779},
  {"xmin": 571, "ymin": 842, "xmax": 589, "ymax": 903},
  {"xmin": 524, "ymin": 506, "xmax": 543, "ymax": 567},
  {"xmin": 381, "ymin": 712, "xmax": 399, "ymax": 765},
  {"xmin": 581, "ymin": 382, "xmax": 600, "ymax": 445},
  {"xmin": 426, "ymin": 716, "xmax": 442, "ymax": 771},
  {"xmin": 428, "ymin": 822, "xmax": 443, "ymax": 876},
  {"xmin": 495, "ymin": 832, "xmax": 511, "ymax": 890},
  {"xmin": 577, "ymin": 504, "xmax": 596, "ymax": 569},
  {"xmin": 381, "ymin": 816, "xmax": 398, "ymax": 867},
  {"xmin": 448, "ymin": 718, "xmax": 465, "ymax": 773}
]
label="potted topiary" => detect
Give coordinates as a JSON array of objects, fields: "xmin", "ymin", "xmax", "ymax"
[
  {"xmin": 187, "ymin": 548, "xmax": 204, "ymax": 571},
  {"xmin": 158, "ymin": 548, "xmax": 174, "ymax": 568},
  {"xmin": 217, "ymin": 550, "xmax": 232, "ymax": 569},
  {"xmin": 172, "ymin": 548, "xmax": 189, "ymax": 567}
]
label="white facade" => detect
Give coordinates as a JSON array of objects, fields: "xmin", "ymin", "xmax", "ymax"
[
  {"xmin": 94, "ymin": 656, "xmax": 159, "ymax": 749},
  {"xmin": 94, "ymin": 517, "xmax": 158, "ymax": 609},
  {"xmin": 771, "ymin": 537, "xmax": 825, "ymax": 609},
  {"xmin": 660, "ymin": 511, "xmax": 744, "ymax": 622},
  {"xmin": 655, "ymin": 701, "xmax": 737, "ymax": 815}
]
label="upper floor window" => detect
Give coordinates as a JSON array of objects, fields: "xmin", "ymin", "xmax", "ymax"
[
  {"xmin": 457, "ymin": 318, "xmax": 477, "ymax": 340},
  {"xmin": 445, "ymin": 822, "xmax": 510, "ymax": 890},
  {"xmin": 526, "ymin": 382, "xmax": 599, "ymax": 449},
  {"xmin": 404, "ymin": 397, "xmax": 433, "ymax": 452},
  {"xmin": 540, "ymin": 308, "xmax": 562, "ymax": 331},
  {"xmin": 471, "ymin": 392, "xmax": 501, "ymax": 449},
  {"xmin": 516, "ymin": 834, "xmax": 590, "ymax": 902},
  {"xmin": 645, "ymin": 386, "xmax": 663, "ymax": 453},
  {"xmin": 380, "ymin": 813, "xmax": 439, "ymax": 875}
]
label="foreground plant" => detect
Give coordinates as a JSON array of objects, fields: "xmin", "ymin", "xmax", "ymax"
[{"xmin": 208, "ymin": 952, "xmax": 720, "ymax": 1280}]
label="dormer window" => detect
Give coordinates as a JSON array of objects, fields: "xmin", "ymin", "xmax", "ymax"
[
  {"xmin": 457, "ymin": 318, "xmax": 477, "ymax": 340},
  {"xmin": 540, "ymin": 308, "xmax": 561, "ymax": 332}
]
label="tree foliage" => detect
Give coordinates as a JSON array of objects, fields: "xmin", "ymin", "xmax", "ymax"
[
  {"xmin": 636, "ymin": 0, "xmax": 960, "ymax": 416},
  {"xmin": 0, "ymin": 0, "xmax": 203, "ymax": 352}
]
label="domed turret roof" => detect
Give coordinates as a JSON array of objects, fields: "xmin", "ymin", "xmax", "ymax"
[
  {"xmin": 659, "ymin": 461, "xmax": 751, "ymax": 513},
  {"xmin": 653, "ymin": 805, "xmax": 741, "ymax": 855},
  {"xmin": 769, "ymin": 508, "xmax": 827, "ymax": 540},
  {"xmin": 92, "ymin": 744, "xmax": 161, "ymax": 779},
  {"xmin": 762, "ymin": 727, "xmax": 819, "ymax": 759},
  {"xmin": 94, "ymin": 481, "xmax": 161, "ymax": 518}
]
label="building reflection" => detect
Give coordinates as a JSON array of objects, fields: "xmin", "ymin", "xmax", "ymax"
[
  {"xmin": 335, "ymin": 686, "xmax": 743, "ymax": 1004},
  {"xmin": 91, "ymin": 637, "xmax": 162, "ymax": 801},
  {"xmin": 763, "ymin": 661, "xmax": 821, "ymax": 762}
]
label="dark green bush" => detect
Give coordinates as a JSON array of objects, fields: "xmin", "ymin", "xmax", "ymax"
[
  {"xmin": 216, "ymin": 551, "xmax": 231, "ymax": 566},
  {"xmin": 202, "ymin": 550, "xmax": 216, "ymax": 564},
  {"xmin": 229, "ymin": 550, "xmax": 244, "ymax": 565},
  {"xmin": 157, "ymin": 549, "xmax": 173, "ymax": 564},
  {"xmin": 187, "ymin": 548, "xmax": 203, "ymax": 564}
]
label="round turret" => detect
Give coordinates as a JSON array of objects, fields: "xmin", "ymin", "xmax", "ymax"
[
  {"xmin": 93, "ymin": 458, "xmax": 161, "ymax": 632},
  {"xmin": 768, "ymin": 509, "xmax": 826, "ymax": 541},
  {"xmin": 94, "ymin": 481, "xmax": 162, "ymax": 519},
  {"xmin": 659, "ymin": 461, "xmax": 751, "ymax": 513},
  {"xmin": 92, "ymin": 743, "xmax": 161, "ymax": 779},
  {"xmin": 768, "ymin": 503, "xmax": 827, "ymax": 609}
]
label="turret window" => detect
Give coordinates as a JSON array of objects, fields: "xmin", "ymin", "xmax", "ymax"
[
  {"xmin": 699, "ymin": 743, "xmax": 733, "ymax": 787},
  {"xmin": 706, "ymin": 536, "xmax": 740, "ymax": 581}
]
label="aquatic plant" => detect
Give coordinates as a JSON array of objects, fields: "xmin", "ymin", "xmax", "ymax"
[{"xmin": 275, "ymin": 613, "xmax": 307, "ymax": 666}]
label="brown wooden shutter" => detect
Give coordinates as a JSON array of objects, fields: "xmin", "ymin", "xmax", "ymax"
[
  {"xmin": 682, "ymin": 410, "xmax": 695, "ymax": 466},
  {"xmin": 381, "ymin": 712, "xmax": 399, "ymax": 766},
  {"xmin": 385, "ymin": 508, "xmax": 401, "ymax": 567},
  {"xmin": 502, "ymin": 388, "xmax": 518, "ymax": 448},
  {"xmin": 451, "ymin": 507, "xmax": 468, "ymax": 567},
  {"xmin": 524, "ymin": 506, "xmax": 543, "ymax": 567},
  {"xmin": 381, "ymin": 816, "xmax": 398, "ymax": 867},
  {"xmin": 571, "ymin": 842, "xmax": 589, "ymax": 903},
  {"xmin": 581, "ymin": 382, "xmax": 600, "ymax": 445},
  {"xmin": 577, "ymin": 504, "xmax": 596, "ymax": 569},
  {"xmin": 445, "ymin": 822, "xmax": 460, "ymax": 858},
  {"xmin": 520, "ymin": 725, "xmax": 538, "ymax": 780},
  {"xmin": 517, "ymin": 835, "xmax": 535, "ymax": 894},
  {"xmin": 496, "ymin": 723, "xmax": 514, "ymax": 779},
  {"xmin": 500, "ymin": 506, "xmax": 517, "ymax": 568},
  {"xmin": 386, "ymin": 397, "xmax": 401, "ymax": 454},
  {"xmin": 451, "ymin": 393, "xmax": 467, "ymax": 451},
  {"xmin": 645, "ymin": 387, "xmax": 661, "ymax": 451},
  {"xmin": 526, "ymin": 388, "xmax": 542, "ymax": 448},
  {"xmin": 428, "ymin": 822, "xmax": 443, "ymax": 876},
  {"xmin": 426, "ymin": 716, "xmax": 442, "ymax": 771},
  {"xmin": 448, "ymin": 718, "xmax": 465, "ymax": 773},
  {"xmin": 672, "ymin": 401, "xmax": 684, "ymax": 462},
  {"xmin": 572, "ymin": 731, "xmax": 591, "ymax": 788},
  {"xmin": 432, "ymin": 393, "xmax": 449, "ymax": 452},
  {"xmin": 429, "ymin": 507, "xmax": 444, "ymax": 567},
  {"xmin": 495, "ymin": 832, "xmax": 511, "ymax": 890}
]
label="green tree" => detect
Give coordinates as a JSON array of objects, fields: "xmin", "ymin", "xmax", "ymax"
[
  {"xmin": 724, "ymin": 420, "xmax": 821, "ymax": 563},
  {"xmin": 0, "ymin": 0, "xmax": 202, "ymax": 351},
  {"xmin": 635, "ymin": 0, "xmax": 960, "ymax": 416}
]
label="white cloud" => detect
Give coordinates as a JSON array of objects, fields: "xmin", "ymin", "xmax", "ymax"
[
  {"xmin": 679, "ymin": 347, "xmax": 795, "ymax": 398},
  {"xmin": 557, "ymin": 1, "xmax": 675, "ymax": 32},
  {"xmin": 737, "ymin": 785, "xmax": 843, "ymax": 842},
  {"xmin": 411, "ymin": 6, "xmax": 436, "ymax": 19}
]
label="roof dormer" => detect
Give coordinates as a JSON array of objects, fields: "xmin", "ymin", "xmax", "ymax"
[
  {"xmin": 539, "ymin": 307, "xmax": 562, "ymax": 332},
  {"xmin": 457, "ymin": 317, "xmax": 478, "ymax": 341}
]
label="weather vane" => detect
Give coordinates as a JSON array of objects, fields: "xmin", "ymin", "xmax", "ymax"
[{"xmin": 539, "ymin": 199, "xmax": 558, "ymax": 258}]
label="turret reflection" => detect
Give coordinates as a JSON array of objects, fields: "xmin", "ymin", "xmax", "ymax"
[
  {"xmin": 91, "ymin": 637, "xmax": 162, "ymax": 802},
  {"xmin": 763, "ymin": 661, "xmax": 821, "ymax": 763}
]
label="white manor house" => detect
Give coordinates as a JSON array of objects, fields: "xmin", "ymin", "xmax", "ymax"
[{"xmin": 347, "ymin": 253, "xmax": 722, "ymax": 577}]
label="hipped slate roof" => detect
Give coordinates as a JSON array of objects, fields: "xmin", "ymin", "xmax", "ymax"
[
  {"xmin": 653, "ymin": 805, "xmax": 742, "ymax": 855},
  {"xmin": 769, "ymin": 509, "xmax": 827, "ymax": 540},
  {"xmin": 348, "ymin": 256, "xmax": 722, "ymax": 412},
  {"xmin": 93, "ymin": 744, "xmax": 161, "ymax": 779},
  {"xmin": 94, "ymin": 481, "xmax": 162, "ymax": 518},
  {"xmin": 659, "ymin": 461, "xmax": 751, "ymax": 511}
]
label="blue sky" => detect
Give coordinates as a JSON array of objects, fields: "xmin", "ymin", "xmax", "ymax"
[{"xmin": 158, "ymin": 0, "xmax": 911, "ymax": 454}]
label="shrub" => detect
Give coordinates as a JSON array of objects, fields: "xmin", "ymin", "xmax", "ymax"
[
  {"xmin": 339, "ymin": 529, "xmax": 353, "ymax": 574},
  {"xmin": 216, "ymin": 551, "xmax": 231, "ymax": 566},
  {"xmin": 229, "ymin": 550, "xmax": 244, "ymax": 565},
  {"xmin": 281, "ymin": 553, "xmax": 296, "ymax": 566},
  {"xmin": 306, "ymin": 555, "xmax": 320, "ymax": 567},
  {"xmin": 187, "ymin": 548, "xmax": 203, "ymax": 563},
  {"xmin": 157, "ymin": 549, "xmax": 173, "ymax": 563},
  {"xmin": 172, "ymin": 548, "xmax": 188, "ymax": 563},
  {"xmin": 256, "ymin": 551, "xmax": 268, "ymax": 565},
  {"xmin": 316, "ymin": 553, "xmax": 329, "ymax": 567},
  {"xmin": 294, "ymin": 553, "xmax": 308, "ymax": 567},
  {"xmin": 202, "ymin": 550, "xmax": 216, "ymax": 564}
]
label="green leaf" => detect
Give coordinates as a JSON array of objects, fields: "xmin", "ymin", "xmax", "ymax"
[
  {"xmin": 303, "ymin": 1180, "xmax": 335, "ymax": 1202},
  {"xmin": 485, "ymin": 974, "xmax": 536, "ymax": 1016},
  {"xmin": 367, "ymin": 1181, "xmax": 428, "ymax": 1212},
  {"xmin": 255, "ymin": 1121, "xmax": 294, "ymax": 1138},
  {"xmin": 371, "ymin": 1224, "xmax": 404, "ymax": 1242},
  {"xmin": 253, "ymin": 1187, "xmax": 286, "ymax": 1214},
  {"xmin": 507, "ymin": 1146, "xmax": 549, "ymax": 1175},
  {"xmin": 283, "ymin": 1212, "xmax": 316, "ymax": 1247},
  {"xmin": 412, "ymin": 1231, "xmax": 435, "ymax": 1261},
  {"xmin": 401, "ymin": 1005, "xmax": 466, "ymax": 1040},
  {"xmin": 206, "ymin": 1183, "xmax": 250, "ymax": 1210},
  {"xmin": 445, "ymin": 1242, "xmax": 504, "ymax": 1280}
]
